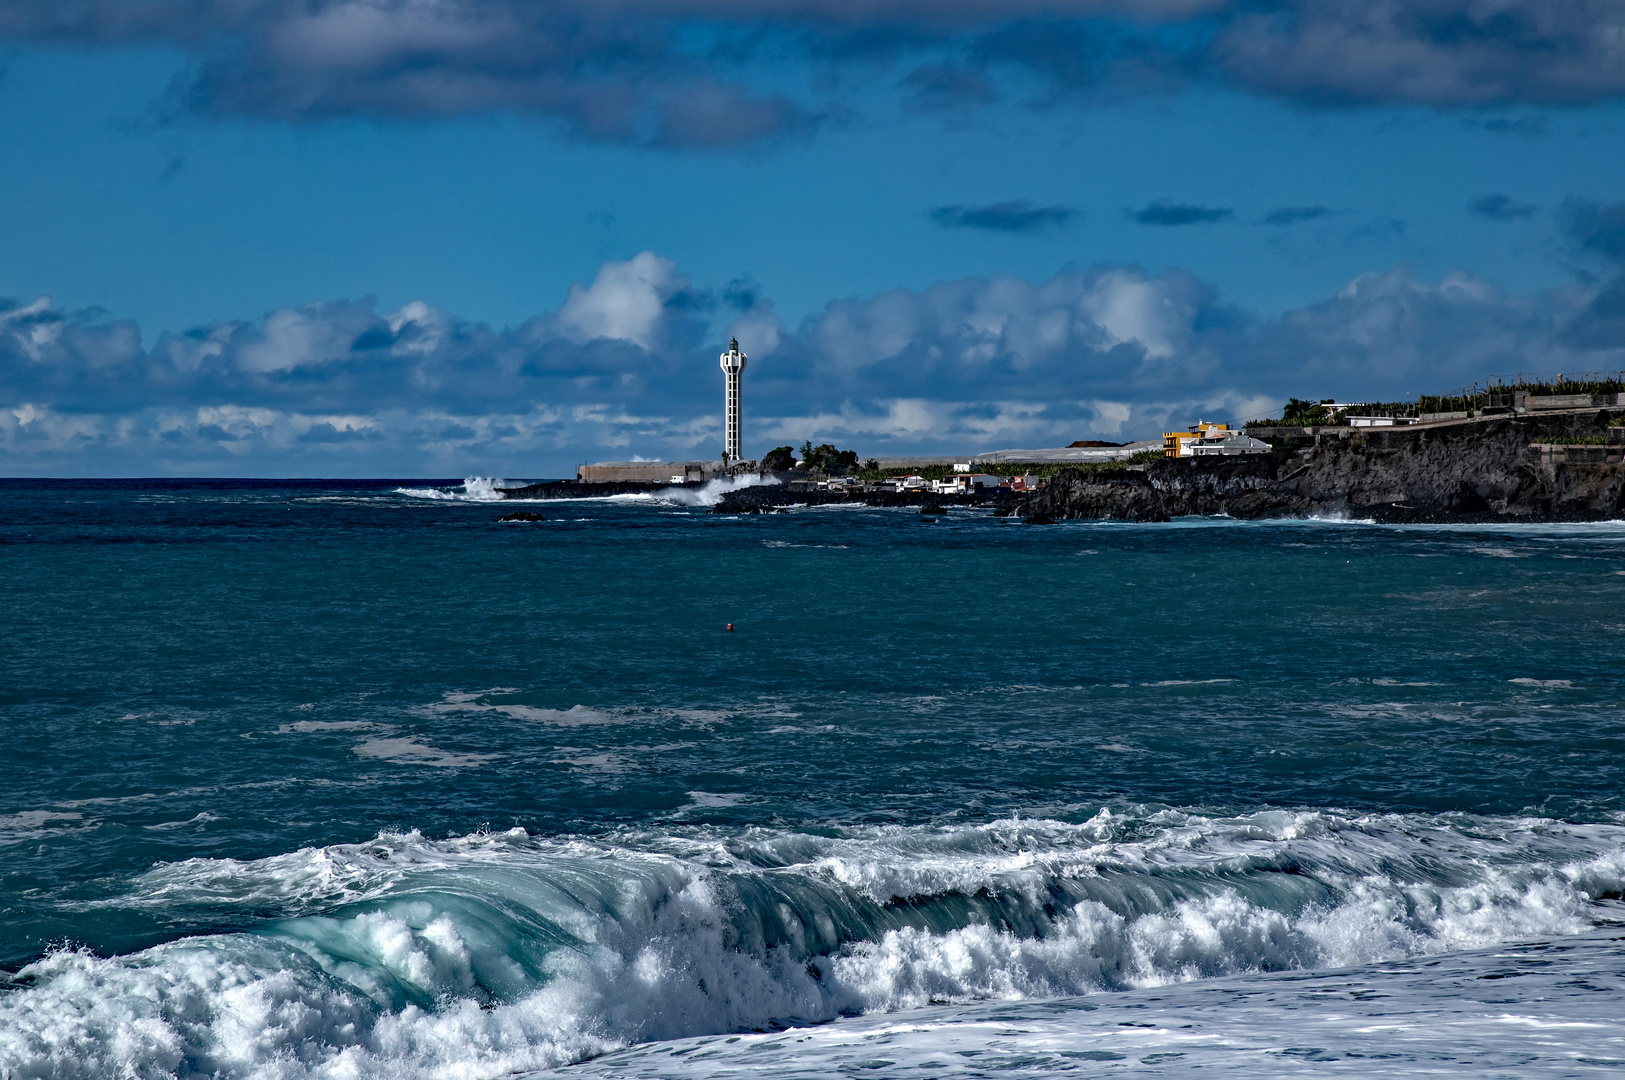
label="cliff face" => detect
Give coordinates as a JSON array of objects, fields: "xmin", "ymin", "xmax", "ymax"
[{"xmin": 1020, "ymin": 415, "xmax": 1625, "ymax": 523}]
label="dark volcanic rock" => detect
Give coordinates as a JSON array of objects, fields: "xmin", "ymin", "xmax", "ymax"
[
  {"xmin": 1014, "ymin": 414, "xmax": 1625, "ymax": 523},
  {"xmin": 497, "ymin": 480, "xmax": 678, "ymax": 499},
  {"xmin": 920, "ymin": 501, "xmax": 947, "ymax": 515},
  {"xmin": 497, "ymin": 511, "xmax": 547, "ymax": 522},
  {"xmin": 712, "ymin": 486, "xmax": 855, "ymax": 514},
  {"xmin": 1019, "ymin": 470, "xmax": 1173, "ymax": 523}
]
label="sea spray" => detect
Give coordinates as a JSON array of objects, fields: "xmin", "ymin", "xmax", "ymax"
[
  {"xmin": 654, "ymin": 474, "xmax": 778, "ymax": 507},
  {"xmin": 396, "ymin": 477, "xmax": 514, "ymax": 502}
]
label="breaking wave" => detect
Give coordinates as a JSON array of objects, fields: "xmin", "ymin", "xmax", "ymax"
[
  {"xmin": 394, "ymin": 477, "xmax": 514, "ymax": 502},
  {"xmin": 4, "ymin": 809, "xmax": 1623, "ymax": 1078},
  {"xmin": 654, "ymin": 474, "xmax": 777, "ymax": 507}
]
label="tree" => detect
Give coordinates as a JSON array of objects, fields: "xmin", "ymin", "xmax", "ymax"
[
  {"xmin": 1280, "ymin": 398, "xmax": 1332, "ymax": 426},
  {"xmin": 799, "ymin": 442, "xmax": 859, "ymax": 474},
  {"xmin": 760, "ymin": 446, "xmax": 796, "ymax": 472}
]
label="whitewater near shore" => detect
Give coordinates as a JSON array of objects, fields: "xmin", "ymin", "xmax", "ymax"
[
  {"xmin": 3, "ymin": 478, "xmax": 1625, "ymax": 1077},
  {"xmin": 572, "ymin": 932, "xmax": 1625, "ymax": 1077}
]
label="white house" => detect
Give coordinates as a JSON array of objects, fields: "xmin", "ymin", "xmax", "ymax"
[
  {"xmin": 881, "ymin": 474, "xmax": 931, "ymax": 492},
  {"xmin": 1185, "ymin": 432, "xmax": 1272, "ymax": 456},
  {"xmin": 1345, "ymin": 415, "xmax": 1417, "ymax": 427},
  {"xmin": 932, "ymin": 473, "xmax": 1007, "ymax": 494}
]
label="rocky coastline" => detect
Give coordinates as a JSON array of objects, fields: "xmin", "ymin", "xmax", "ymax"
[
  {"xmin": 495, "ymin": 479, "xmax": 681, "ymax": 499},
  {"xmin": 1021, "ymin": 413, "xmax": 1625, "ymax": 524},
  {"xmin": 501, "ymin": 412, "xmax": 1625, "ymax": 523}
]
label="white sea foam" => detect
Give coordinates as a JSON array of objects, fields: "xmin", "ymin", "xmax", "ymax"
[
  {"xmin": 653, "ymin": 474, "xmax": 778, "ymax": 507},
  {"xmin": 144, "ymin": 812, "xmax": 221, "ymax": 832},
  {"xmin": 395, "ymin": 477, "xmax": 514, "ymax": 502},
  {"xmin": 566, "ymin": 932, "xmax": 1625, "ymax": 1077},
  {"xmin": 0, "ymin": 810, "xmax": 87, "ymax": 846},
  {"xmin": 353, "ymin": 737, "xmax": 496, "ymax": 768},
  {"xmin": 4, "ymin": 811, "xmax": 1624, "ymax": 1079},
  {"xmin": 559, "ymin": 752, "xmax": 636, "ymax": 774},
  {"xmin": 432, "ymin": 691, "xmax": 622, "ymax": 727},
  {"xmin": 277, "ymin": 720, "xmax": 382, "ymax": 733},
  {"xmin": 0, "ymin": 810, "xmax": 83, "ymax": 831}
]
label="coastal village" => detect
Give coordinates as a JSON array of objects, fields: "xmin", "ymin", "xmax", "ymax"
[
  {"xmin": 571, "ymin": 336, "xmax": 1286, "ymax": 491},
  {"xmin": 496, "ymin": 340, "xmax": 1625, "ymax": 524}
]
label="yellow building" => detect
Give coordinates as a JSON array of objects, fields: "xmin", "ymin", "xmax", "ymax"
[
  {"xmin": 1162, "ymin": 430, "xmax": 1194, "ymax": 458},
  {"xmin": 1161, "ymin": 420, "xmax": 1230, "ymax": 458}
]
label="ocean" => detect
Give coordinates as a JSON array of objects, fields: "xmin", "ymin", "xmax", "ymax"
[{"xmin": 3, "ymin": 476, "xmax": 1624, "ymax": 1077}]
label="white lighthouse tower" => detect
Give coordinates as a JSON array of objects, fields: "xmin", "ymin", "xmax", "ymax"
[{"xmin": 719, "ymin": 336, "xmax": 746, "ymax": 464}]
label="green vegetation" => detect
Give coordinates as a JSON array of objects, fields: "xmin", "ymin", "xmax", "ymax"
[
  {"xmin": 797, "ymin": 441, "xmax": 860, "ymax": 474},
  {"xmin": 1510, "ymin": 377, "xmax": 1625, "ymax": 395},
  {"xmin": 1247, "ymin": 398, "xmax": 1419, "ymax": 427},
  {"xmin": 1245, "ymin": 374, "xmax": 1625, "ymax": 428},
  {"xmin": 1421, "ymin": 375, "xmax": 1625, "ymax": 414},
  {"xmin": 1415, "ymin": 395, "xmax": 1480, "ymax": 414},
  {"xmin": 1279, "ymin": 398, "xmax": 1335, "ymax": 426},
  {"xmin": 853, "ymin": 463, "xmax": 957, "ymax": 482},
  {"xmin": 759, "ymin": 445, "xmax": 796, "ymax": 471},
  {"xmin": 851, "ymin": 450, "xmax": 1164, "ymax": 483}
]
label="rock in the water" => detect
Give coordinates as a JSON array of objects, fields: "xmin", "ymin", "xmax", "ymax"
[
  {"xmin": 920, "ymin": 501, "xmax": 947, "ymax": 515},
  {"xmin": 498, "ymin": 511, "xmax": 547, "ymax": 522}
]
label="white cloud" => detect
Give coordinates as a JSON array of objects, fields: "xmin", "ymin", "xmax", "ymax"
[
  {"xmin": 727, "ymin": 307, "xmax": 783, "ymax": 358},
  {"xmin": 235, "ymin": 304, "xmax": 375, "ymax": 373},
  {"xmin": 0, "ymin": 297, "xmax": 51, "ymax": 328},
  {"xmin": 555, "ymin": 252, "xmax": 688, "ymax": 351},
  {"xmin": 1077, "ymin": 269, "xmax": 1193, "ymax": 359},
  {"xmin": 1087, "ymin": 400, "xmax": 1132, "ymax": 434}
]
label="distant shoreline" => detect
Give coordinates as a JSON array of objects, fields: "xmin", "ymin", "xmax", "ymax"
[{"xmin": 494, "ymin": 410, "xmax": 1625, "ymax": 525}]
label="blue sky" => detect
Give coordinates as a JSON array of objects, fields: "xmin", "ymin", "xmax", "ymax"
[{"xmin": 2, "ymin": 0, "xmax": 1625, "ymax": 476}]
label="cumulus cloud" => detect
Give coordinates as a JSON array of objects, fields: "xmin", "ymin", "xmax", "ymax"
[
  {"xmin": 929, "ymin": 200, "xmax": 1077, "ymax": 232},
  {"xmin": 4, "ymin": 250, "xmax": 1625, "ymax": 474},
  {"xmin": 0, "ymin": 0, "xmax": 1621, "ymax": 146},
  {"xmin": 554, "ymin": 252, "xmax": 695, "ymax": 351}
]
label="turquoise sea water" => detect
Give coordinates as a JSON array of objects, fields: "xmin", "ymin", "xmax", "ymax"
[{"xmin": 4, "ymin": 478, "xmax": 1625, "ymax": 1076}]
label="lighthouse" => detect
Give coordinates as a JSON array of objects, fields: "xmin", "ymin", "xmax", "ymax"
[{"xmin": 720, "ymin": 336, "xmax": 746, "ymax": 464}]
